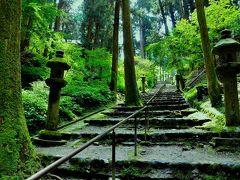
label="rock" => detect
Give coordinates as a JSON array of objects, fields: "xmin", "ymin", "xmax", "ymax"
[
  {"xmin": 140, "ymin": 150, "xmax": 147, "ymax": 155},
  {"xmin": 182, "ymin": 147, "xmax": 190, "ymax": 151}
]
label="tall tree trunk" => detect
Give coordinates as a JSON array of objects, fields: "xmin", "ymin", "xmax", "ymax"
[
  {"xmin": 110, "ymin": 0, "xmax": 121, "ymax": 92},
  {"xmin": 179, "ymin": 0, "xmax": 185, "ymax": 19},
  {"xmin": 122, "ymin": 0, "xmax": 141, "ymax": 106},
  {"xmin": 183, "ymin": 0, "xmax": 190, "ymax": 19},
  {"xmin": 21, "ymin": 15, "xmax": 33, "ymax": 51},
  {"xmin": 93, "ymin": 21, "xmax": 100, "ymax": 49},
  {"xmin": 169, "ymin": 3, "xmax": 176, "ymax": 28},
  {"xmin": 0, "ymin": 0, "xmax": 38, "ymax": 177},
  {"xmin": 189, "ymin": 0, "xmax": 195, "ymax": 13},
  {"xmin": 54, "ymin": 0, "xmax": 64, "ymax": 32},
  {"xmin": 195, "ymin": 0, "xmax": 222, "ymax": 107},
  {"xmin": 158, "ymin": 0, "xmax": 169, "ymax": 35},
  {"xmin": 139, "ymin": 16, "xmax": 145, "ymax": 58},
  {"xmin": 86, "ymin": 0, "xmax": 94, "ymax": 50}
]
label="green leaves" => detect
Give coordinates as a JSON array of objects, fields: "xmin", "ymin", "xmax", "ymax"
[{"xmin": 146, "ymin": 0, "xmax": 240, "ymax": 75}]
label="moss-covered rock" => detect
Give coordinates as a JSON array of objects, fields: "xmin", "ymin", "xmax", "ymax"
[{"xmin": 38, "ymin": 130, "xmax": 62, "ymax": 140}]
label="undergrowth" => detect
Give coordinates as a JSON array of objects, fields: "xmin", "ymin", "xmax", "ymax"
[{"xmin": 184, "ymin": 83, "xmax": 226, "ymax": 133}]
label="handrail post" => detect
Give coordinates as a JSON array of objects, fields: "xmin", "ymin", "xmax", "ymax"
[
  {"xmin": 112, "ymin": 129, "xmax": 116, "ymax": 180},
  {"xmin": 134, "ymin": 116, "xmax": 137, "ymax": 156},
  {"xmin": 144, "ymin": 106, "xmax": 148, "ymax": 141}
]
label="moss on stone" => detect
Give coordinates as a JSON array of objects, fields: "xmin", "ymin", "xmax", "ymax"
[{"xmin": 39, "ymin": 130, "xmax": 62, "ymax": 140}]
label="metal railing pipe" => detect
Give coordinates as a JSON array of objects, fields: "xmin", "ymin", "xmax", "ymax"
[
  {"xmin": 27, "ymin": 107, "xmax": 146, "ymax": 180},
  {"xmin": 27, "ymin": 84, "xmax": 165, "ymax": 180},
  {"xmin": 134, "ymin": 117, "xmax": 137, "ymax": 156},
  {"xmin": 112, "ymin": 130, "xmax": 116, "ymax": 180}
]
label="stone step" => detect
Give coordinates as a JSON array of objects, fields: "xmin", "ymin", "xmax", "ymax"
[
  {"xmin": 112, "ymin": 104, "xmax": 190, "ymax": 111},
  {"xmin": 146, "ymin": 100, "xmax": 187, "ymax": 105},
  {"xmin": 144, "ymin": 99, "xmax": 186, "ymax": 104},
  {"xmin": 102, "ymin": 109, "xmax": 196, "ymax": 118},
  {"xmin": 143, "ymin": 97, "xmax": 185, "ymax": 102},
  {"xmin": 37, "ymin": 144, "xmax": 240, "ymax": 179},
  {"xmin": 61, "ymin": 126, "xmax": 216, "ymax": 143},
  {"xmin": 211, "ymin": 137, "xmax": 240, "ymax": 147},
  {"xmin": 155, "ymin": 97, "xmax": 185, "ymax": 100},
  {"xmin": 119, "ymin": 100, "xmax": 188, "ymax": 107},
  {"xmin": 84, "ymin": 118, "xmax": 210, "ymax": 128}
]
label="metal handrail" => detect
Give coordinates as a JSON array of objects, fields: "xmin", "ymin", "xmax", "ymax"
[
  {"xmin": 27, "ymin": 84, "xmax": 165, "ymax": 180},
  {"xmin": 185, "ymin": 68, "xmax": 205, "ymax": 89}
]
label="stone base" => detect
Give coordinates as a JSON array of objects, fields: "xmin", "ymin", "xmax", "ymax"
[{"xmin": 32, "ymin": 137, "xmax": 67, "ymax": 147}]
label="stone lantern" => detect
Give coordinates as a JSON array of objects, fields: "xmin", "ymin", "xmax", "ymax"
[
  {"xmin": 175, "ymin": 74, "xmax": 181, "ymax": 91},
  {"xmin": 45, "ymin": 50, "xmax": 71, "ymax": 130},
  {"xmin": 141, "ymin": 74, "xmax": 146, "ymax": 93},
  {"xmin": 213, "ymin": 29, "xmax": 240, "ymax": 126}
]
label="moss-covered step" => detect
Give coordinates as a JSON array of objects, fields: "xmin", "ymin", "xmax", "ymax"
[
  {"xmin": 102, "ymin": 109, "xmax": 196, "ymax": 118},
  {"xmin": 101, "ymin": 110, "xmax": 179, "ymax": 117},
  {"xmin": 146, "ymin": 100, "xmax": 187, "ymax": 105},
  {"xmin": 32, "ymin": 130, "xmax": 67, "ymax": 147},
  {"xmin": 61, "ymin": 126, "xmax": 217, "ymax": 143},
  {"xmin": 112, "ymin": 104, "xmax": 190, "ymax": 111},
  {"xmin": 84, "ymin": 117, "xmax": 210, "ymax": 128},
  {"xmin": 37, "ymin": 144, "xmax": 240, "ymax": 179},
  {"xmin": 119, "ymin": 100, "xmax": 188, "ymax": 106},
  {"xmin": 143, "ymin": 97, "xmax": 186, "ymax": 103}
]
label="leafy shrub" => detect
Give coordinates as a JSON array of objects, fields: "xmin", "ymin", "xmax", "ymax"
[
  {"xmin": 22, "ymin": 81, "xmax": 48, "ymax": 134},
  {"xmin": 21, "ymin": 52, "xmax": 49, "ymax": 88},
  {"xmin": 64, "ymin": 80, "xmax": 115, "ymax": 108},
  {"xmin": 117, "ymin": 63, "xmax": 125, "ymax": 92},
  {"xmin": 22, "ymin": 81, "xmax": 86, "ymax": 134},
  {"xmin": 135, "ymin": 56, "xmax": 157, "ymax": 89},
  {"xmin": 184, "ymin": 87, "xmax": 197, "ymax": 106},
  {"xmin": 59, "ymin": 96, "xmax": 83, "ymax": 121},
  {"xmin": 117, "ymin": 57, "xmax": 157, "ymax": 93}
]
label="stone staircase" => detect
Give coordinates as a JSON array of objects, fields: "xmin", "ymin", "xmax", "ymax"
[{"xmin": 36, "ymin": 84, "xmax": 240, "ymax": 179}]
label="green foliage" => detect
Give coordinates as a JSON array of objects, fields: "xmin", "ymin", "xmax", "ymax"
[
  {"xmin": 60, "ymin": 96, "xmax": 83, "ymax": 119},
  {"xmin": 120, "ymin": 166, "xmax": 144, "ymax": 178},
  {"xmin": 85, "ymin": 48, "xmax": 112, "ymax": 81},
  {"xmin": 196, "ymin": 0, "xmax": 240, "ymax": 38},
  {"xmin": 22, "ymin": 45, "xmax": 116, "ymax": 134},
  {"xmin": 184, "ymin": 87, "xmax": 198, "ymax": 105},
  {"xmin": 0, "ymin": 176, "xmax": 20, "ymax": 180},
  {"xmin": 146, "ymin": 0, "xmax": 240, "ymax": 74},
  {"xmin": 21, "ymin": 52, "xmax": 49, "ymax": 81},
  {"xmin": 185, "ymin": 88, "xmax": 226, "ymax": 132},
  {"xmin": 117, "ymin": 63, "xmax": 125, "ymax": 92},
  {"xmin": 135, "ymin": 56, "xmax": 157, "ymax": 89},
  {"xmin": 79, "ymin": 0, "xmax": 115, "ymax": 50},
  {"xmin": 200, "ymin": 101, "xmax": 226, "ymax": 132},
  {"xmin": 22, "ymin": 82, "xmax": 48, "ymax": 134},
  {"xmin": 22, "ymin": 0, "xmax": 61, "ymax": 52},
  {"xmin": 58, "ymin": 46, "xmax": 115, "ymax": 108},
  {"xmin": 64, "ymin": 80, "xmax": 115, "ymax": 108},
  {"xmin": 117, "ymin": 57, "xmax": 157, "ymax": 92}
]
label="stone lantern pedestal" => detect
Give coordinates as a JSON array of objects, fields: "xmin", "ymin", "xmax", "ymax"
[
  {"xmin": 45, "ymin": 50, "xmax": 71, "ymax": 131},
  {"xmin": 175, "ymin": 74, "xmax": 181, "ymax": 91},
  {"xmin": 213, "ymin": 30, "xmax": 240, "ymax": 126},
  {"xmin": 141, "ymin": 75, "xmax": 146, "ymax": 93},
  {"xmin": 34, "ymin": 51, "xmax": 71, "ymax": 146}
]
